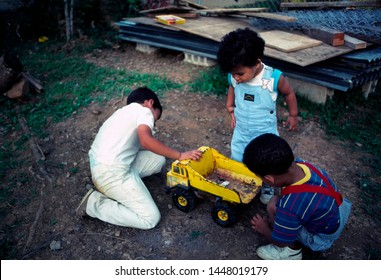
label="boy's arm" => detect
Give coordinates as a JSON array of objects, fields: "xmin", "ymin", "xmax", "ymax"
[
  {"xmin": 138, "ymin": 125, "xmax": 202, "ymax": 161},
  {"xmin": 277, "ymin": 75, "xmax": 298, "ymax": 131}
]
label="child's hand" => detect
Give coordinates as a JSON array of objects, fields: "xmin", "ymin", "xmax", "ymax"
[
  {"xmin": 283, "ymin": 115, "xmax": 298, "ymax": 131},
  {"xmin": 230, "ymin": 113, "xmax": 236, "ymax": 129},
  {"xmin": 250, "ymin": 213, "xmax": 270, "ymax": 235},
  {"xmin": 179, "ymin": 150, "xmax": 202, "ymax": 161}
]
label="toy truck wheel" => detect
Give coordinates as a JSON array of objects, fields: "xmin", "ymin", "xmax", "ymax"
[
  {"xmin": 172, "ymin": 188, "xmax": 197, "ymax": 213},
  {"xmin": 211, "ymin": 202, "xmax": 237, "ymax": 227}
]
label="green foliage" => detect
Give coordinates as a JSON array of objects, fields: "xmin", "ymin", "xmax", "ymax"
[
  {"xmin": 319, "ymin": 89, "xmax": 381, "ymax": 158},
  {"xmin": 1, "ymin": 0, "xmax": 141, "ymax": 48},
  {"xmin": 190, "ymin": 66, "xmax": 228, "ymax": 96},
  {"xmin": 75, "ymin": 0, "xmax": 142, "ymax": 32},
  {"xmin": 17, "ymin": 40, "xmax": 180, "ymax": 136}
]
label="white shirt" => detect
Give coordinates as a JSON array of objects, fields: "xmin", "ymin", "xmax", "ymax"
[{"xmin": 89, "ymin": 103, "xmax": 154, "ymax": 167}]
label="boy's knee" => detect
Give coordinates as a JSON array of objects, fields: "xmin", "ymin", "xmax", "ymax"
[{"xmin": 142, "ymin": 211, "xmax": 161, "ymax": 230}]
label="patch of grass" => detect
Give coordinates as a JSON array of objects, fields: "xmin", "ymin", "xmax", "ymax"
[
  {"xmin": 320, "ymin": 89, "xmax": 381, "ymax": 159},
  {"xmin": 190, "ymin": 66, "xmax": 228, "ymax": 96},
  {"xmin": 189, "ymin": 230, "xmax": 204, "ymax": 240},
  {"xmin": 69, "ymin": 167, "xmax": 78, "ymax": 174},
  {"xmin": 50, "ymin": 218, "xmax": 58, "ymax": 226},
  {"xmin": 17, "ymin": 40, "xmax": 181, "ymax": 136}
]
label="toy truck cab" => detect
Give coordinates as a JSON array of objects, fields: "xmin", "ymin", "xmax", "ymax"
[{"xmin": 166, "ymin": 146, "xmax": 262, "ymax": 227}]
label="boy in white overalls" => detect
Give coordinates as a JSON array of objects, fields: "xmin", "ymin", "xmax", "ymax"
[{"xmin": 76, "ymin": 87, "xmax": 202, "ymax": 229}]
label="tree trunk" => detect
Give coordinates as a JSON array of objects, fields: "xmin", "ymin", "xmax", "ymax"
[{"xmin": 64, "ymin": 0, "xmax": 74, "ymax": 42}]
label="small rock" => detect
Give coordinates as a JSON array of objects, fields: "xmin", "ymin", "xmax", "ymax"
[{"xmin": 50, "ymin": 240, "xmax": 62, "ymax": 251}]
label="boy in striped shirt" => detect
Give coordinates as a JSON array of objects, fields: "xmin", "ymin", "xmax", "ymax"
[{"xmin": 243, "ymin": 133, "xmax": 351, "ymax": 260}]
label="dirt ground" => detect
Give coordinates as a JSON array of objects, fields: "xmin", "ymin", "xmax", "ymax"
[{"xmin": 1, "ymin": 43, "xmax": 380, "ymax": 260}]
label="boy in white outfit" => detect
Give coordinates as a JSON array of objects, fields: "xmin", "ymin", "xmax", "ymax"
[{"xmin": 76, "ymin": 87, "xmax": 202, "ymax": 230}]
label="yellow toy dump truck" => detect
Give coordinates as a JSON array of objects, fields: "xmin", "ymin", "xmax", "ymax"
[{"xmin": 165, "ymin": 146, "xmax": 262, "ymax": 227}]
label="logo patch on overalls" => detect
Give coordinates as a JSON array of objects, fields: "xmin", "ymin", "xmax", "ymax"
[{"xmin": 244, "ymin": 93, "xmax": 254, "ymax": 102}]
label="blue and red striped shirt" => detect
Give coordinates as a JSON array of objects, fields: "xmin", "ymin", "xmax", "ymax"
[{"xmin": 272, "ymin": 161, "xmax": 340, "ymax": 245}]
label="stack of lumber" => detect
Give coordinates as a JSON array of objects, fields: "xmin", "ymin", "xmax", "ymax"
[{"xmin": 116, "ymin": 2, "xmax": 381, "ymax": 94}]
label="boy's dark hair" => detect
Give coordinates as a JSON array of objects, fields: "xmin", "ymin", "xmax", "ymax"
[
  {"xmin": 127, "ymin": 87, "xmax": 163, "ymax": 116},
  {"xmin": 243, "ymin": 133, "xmax": 294, "ymax": 177},
  {"xmin": 217, "ymin": 28, "xmax": 265, "ymax": 73}
]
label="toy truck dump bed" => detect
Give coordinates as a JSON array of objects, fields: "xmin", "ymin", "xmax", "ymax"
[{"xmin": 166, "ymin": 146, "xmax": 262, "ymax": 227}]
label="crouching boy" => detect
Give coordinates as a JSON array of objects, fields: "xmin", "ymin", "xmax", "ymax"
[{"xmin": 242, "ymin": 133, "xmax": 351, "ymax": 260}]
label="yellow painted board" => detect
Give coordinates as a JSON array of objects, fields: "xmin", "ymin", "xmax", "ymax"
[{"xmin": 259, "ymin": 30, "xmax": 323, "ymax": 53}]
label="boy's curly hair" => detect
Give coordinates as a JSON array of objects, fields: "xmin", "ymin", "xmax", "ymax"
[
  {"xmin": 217, "ymin": 28, "xmax": 265, "ymax": 73},
  {"xmin": 242, "ymin": 133, "xmax": 294, "ymax": 177}
]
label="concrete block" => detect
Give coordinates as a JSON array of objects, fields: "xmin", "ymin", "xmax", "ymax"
[
  {"xmin": 136, "ymin": 43, "xmax": 159, "ymax": 54},
  {"xmin": 183, "ymin": 53, "xmax": 216, "ymax": 67},
  {"xmin": 286, "ymin": 77, "xmax": 334, "ymax": 104},
  {"xmin": 362, "ymin": 80, "xmax": 379, "ymax": 99}
]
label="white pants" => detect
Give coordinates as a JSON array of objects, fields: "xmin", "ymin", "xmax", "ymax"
[{"xmin": 86, "ymin": 150, "xmax": 166, "ymax": 229}]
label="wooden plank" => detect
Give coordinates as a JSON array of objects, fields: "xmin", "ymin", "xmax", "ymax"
[
  {"xmin": 180, "ymin": 0, "xmax": 208, "ymax": 9},
  {"xmin": 303, "ymin": 28, "xmax": 344, "ymax": 47},
  {"xmin": 281, "ymin": 1, "xmax": 381, "ymax": 9},
  {"xmin": 140, "ymin": 5, "xmax": 194, "ymax": 14},
  {"xmin": 264, "ymin": 44, "xmax": 352, "ymax": 67},
  {"xmin": 126, "ymin": 17, "xmax": 353, "ymax": 66},
  {"xmin": 240, "ymin": 12, "xmax": 296, "ymax": 22},
  {"xmin": 344, "ymin": 35, "xmax": 367, "ymax": 50},
  {"xmin": 259, "ymin": 30, "xmax": 322, "ymax": 52},
  {"xmin": 193, "ymin": 8, "xmax": 268, "ymax": 14},
  {"xmin": 167, "ymin": 16, "xmax": 260, "ymax": 41}
]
